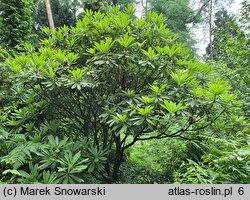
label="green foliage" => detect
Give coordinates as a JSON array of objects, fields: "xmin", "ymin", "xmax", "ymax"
[
  {"xmin": 174, "ymin": 134, "xmax": 250, "ymax": 183},
  {"xmin": 123, "ymin": 138, "xmax": 188, "ymax": 183},
  {"xmin": 210, "ymin": 4, "xmax": 250, "ymax": 118},
  {"xmin": 160, "ymin": 100, "xmax": 187, "ymax": 114},
  {"xmin": 0, "ymin": 5, "xmax": 246, "ymax": 183},
  {"xmin": 0, "ymin": 0, "xmax": 34, "ymax": 49},
  {"xmin": 56, "ymin": 151, "xmax": 88, "ymax": 183},
  {"xmin": 0, "ymin": 129, "xmax": 101, "ymax": 183},
  {"xmin": 33, "ymin": 0, "xmax": 80, "ymax": 30},
  {"xmin": 119, "ymin": 162, "xmax": 165, "ymax": 183},
  {"xmin": 149, "ymin": 0, "xmax": 201, "ymax": 47},
  {"xmin": 119, "ymin": 137, "xmax": 208, "ymax": 183},
  {"xmin": 240, "ymin": 0, "xmax": 250, "ymax": 28},
  {"xmin": 1, "ymin": 141, "xmax": 41, "ymax": 170},
  {"xmin": 82, "ymin": 0, "xmax": 135, "ymax": 12}
]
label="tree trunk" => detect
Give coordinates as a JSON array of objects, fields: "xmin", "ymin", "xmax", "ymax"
[
  {"xmin": 209, "ymin": 0, "xmax": 213, "ymax": 60},
  {"xmin": 112, "ymin": 136, "xmax": 124, "ymax": 181},
  {"xmin": 142, "ymin": 0, "xmax": 148, "ymax": 15},
  {"xmin": 45, "ymin": 0, "xmax": 55, "ymax": 30},
  {"xmin": 112, "ymin": 148, "xmax": 123, "ymax": 181}
]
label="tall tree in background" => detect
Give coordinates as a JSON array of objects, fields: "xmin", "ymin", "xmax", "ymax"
[
  {"xmin": 82, "ymin": 0, "xmax": 135, "ymax": 11},
  {"xmin": 33, "ymin": 0, "xmax": 81, "ymax": 32},
  {"xmin": 148, "ymin": 0, "xmax": 200, "ymax": 48},
  {"xmin": 198, "ymin": 0, "xmax": 233, "ymax": 59},
  {"xmin": 240, "ymin": 0, "xmax": 250, "ymax": 31},
  {"xmin": 208, "ymin": 0, "xmax": 213, "ymax": 59},
  {"xmin": 206, "ymin": 9, "xmax": 238, "ymax": 59},
  {"xmin": 82, "ymin": 0, "xmax": 106, "ymax": 11},
  {"xmin": 33, "ymin": 0, "xmax": 134, "ymax": 31},
  {"xmin": 45, "ymin": 0, "xmax": 55, "ymax": 30},
  {"xmin": 0, "ymin": 0, "xmax": 33, "ymax": 49},
  {"xmin": 210, "ymin": 1, "xmax": 250, "ymax": 117}
]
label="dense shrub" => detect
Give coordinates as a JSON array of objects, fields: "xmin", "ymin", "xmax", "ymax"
[{"xmin": 0, "ymin": 6, "xmax": 244, "ymax": 183}]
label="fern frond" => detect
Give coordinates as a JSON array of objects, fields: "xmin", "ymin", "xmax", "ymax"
[{"xmin": 1, "ymin": 141, "xmax": 43, "ymax": 169}]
